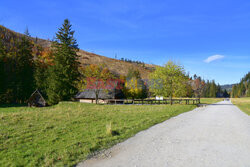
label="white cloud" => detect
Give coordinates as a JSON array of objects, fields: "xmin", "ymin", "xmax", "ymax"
[{"xmin": 204, "ymin": 55, "xmax": 225, "ymax": 63}]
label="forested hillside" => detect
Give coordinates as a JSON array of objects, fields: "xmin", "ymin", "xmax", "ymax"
[
  {"xmin": 0, "ymin": 22, "xmax": 157, "ymax": 104},
  {"xmin": 0, "ymin": 25, "xmax": 155, "ymax": 79},
  {"xmin": 232, "ymin": 72, "xmax": 250, "ymax": 97},
  {"xmin": 221, "ymin": 84, "xmax": 234, "ymax": 92}
]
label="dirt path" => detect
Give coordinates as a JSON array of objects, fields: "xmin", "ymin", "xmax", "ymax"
[{"xmin": 78, "ymin": 101, "xmax": 250, "ymax": 167}]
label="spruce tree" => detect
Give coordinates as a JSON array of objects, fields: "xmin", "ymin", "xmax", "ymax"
[
  {"xmin": 16, "ymin": 35, "xmax": 35, "ymax": 103},
  {"xmin": 0, "ymin": 40, "xmax": 6, "ymax": 102},
  {"xmin": 46, "ymin": 19, "xmax": 80, "ymax": 105}
]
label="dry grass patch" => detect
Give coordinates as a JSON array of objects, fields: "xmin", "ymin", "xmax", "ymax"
[
  {"xmin": 200, "ymin": 98, "xmax": 223, "ymax": 104},
  {"xmin": 231, "ymin": 98, "xmax": 250, "ymax": 115}
]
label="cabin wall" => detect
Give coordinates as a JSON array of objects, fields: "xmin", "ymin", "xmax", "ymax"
[
  {"xmin": 79, "ymin": 99, "xmax": 107, "ymax": 104},
  {"xmin": 79, "ymin": 99, "xmax": 94, "ymax": 103}
]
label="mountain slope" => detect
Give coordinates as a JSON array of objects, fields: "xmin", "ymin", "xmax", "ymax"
[
  {"xmin": 221, "ymin": 84, "xmax": 234, "ymax": 92},
  {"xmin": 0, "ymin": 25, "xmax": 156, "ymax": 78}
]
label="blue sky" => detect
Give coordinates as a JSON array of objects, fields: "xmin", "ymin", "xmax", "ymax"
[{"xmin": 1, "ymin": 0, "xmax": 250, "ymax": 84}]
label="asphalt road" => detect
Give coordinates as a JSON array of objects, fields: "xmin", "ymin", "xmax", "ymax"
[{"xmin": 78, "ymin": 101, "xmax": 250, "ymax": 167}]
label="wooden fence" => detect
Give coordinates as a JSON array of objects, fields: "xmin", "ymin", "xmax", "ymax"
[{"xmin": 105, "ymin": 98, "xmax": 200, "ymax": 105}]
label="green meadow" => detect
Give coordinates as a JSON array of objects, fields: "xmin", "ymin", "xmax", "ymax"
[
  {"xmin": 200, "ymin": 98, "xmax": 223, "ymax": 104},
  {"xmin": 0, "ymin": 102, "xmax": 196, "ymax": 166},
  {"xmin": 0, "ymin": 98, "xmax": 222, "ymax": 166}
]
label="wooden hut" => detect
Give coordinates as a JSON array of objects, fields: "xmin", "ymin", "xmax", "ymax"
[{"xmin": 28, "ymin": 90, "xmax": 46, "ymax": 107}]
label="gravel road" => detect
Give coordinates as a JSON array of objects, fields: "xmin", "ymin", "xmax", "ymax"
[{"xmin": 78, "ymin": 101, "xmax": 250, "ymax": 167}]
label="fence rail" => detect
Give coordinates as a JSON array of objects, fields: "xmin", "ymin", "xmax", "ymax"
[{"xmin": 104, "ymin": 98, "xmax": 200, "ymax": 105}]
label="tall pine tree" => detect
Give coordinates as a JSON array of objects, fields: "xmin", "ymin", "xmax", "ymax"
[
  {"xmin": 46, "ymin": 19, "xmax": 80, "ymax": 105},
  {"xmin": 0, "ymin": 39, "xmax": 6, "ymax": 102},
  {"xmin": 16, "ymin": 35, "xmax": 35, "ymax": 103}
]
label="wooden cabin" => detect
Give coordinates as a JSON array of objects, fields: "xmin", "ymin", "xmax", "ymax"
[
  {"xmin": 28, "ymin": 90, "xmax": 46, "ymax": 107},
  {"xmin": 75, "ymin": 89, "xmax": 124, "ymax": 103}
]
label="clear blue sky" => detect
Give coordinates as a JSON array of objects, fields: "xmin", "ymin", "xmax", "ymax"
[{"xmin": 1, "ymin": 0, "xmax": 250, "ymax": 85}]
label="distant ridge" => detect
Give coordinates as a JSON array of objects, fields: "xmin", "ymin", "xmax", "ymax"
[{"xmin": 221, "ymin": 84, "xmax": 235, "ymax": 92}]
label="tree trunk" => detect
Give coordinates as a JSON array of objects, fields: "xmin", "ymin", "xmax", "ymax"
[{"xmin": 95, "ymin": 91, "xmax": 98, "ymax": 104}]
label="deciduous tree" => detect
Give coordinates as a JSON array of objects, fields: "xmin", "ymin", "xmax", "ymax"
[
  {"xmin": 123, "ymin": 68, "xmax": 147, "ymax": 99},
  {"xmin": 149, "ymin": 61, "xmax": 187, "ymax": 103},
  {"xmin": 78, "ymin": 64, "xmax": 115, "ymax": 104}
]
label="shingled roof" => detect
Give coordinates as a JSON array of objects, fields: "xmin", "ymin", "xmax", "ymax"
[{"xmin": 75, "ymin": 89, "xmax": 124, "ymax": 99}]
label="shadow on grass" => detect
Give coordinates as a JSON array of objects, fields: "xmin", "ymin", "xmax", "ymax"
[
  {"xmin": 208, "ymin": 103, "xmax": 234, "ymax": 106},
  {"xmin": 111, "ymin": 130, "xmax": 120, "ymax": 136},
  {"xmin": 197, "ymin": 103, "xmax": 234, "ymax": 107},
  {"xmin": 0, "ymin": 103, "xmax": 27, "ymax": 108}
]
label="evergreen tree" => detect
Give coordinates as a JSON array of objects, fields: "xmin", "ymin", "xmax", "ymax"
[
  {"xmin": 232, "ymin": 85, "xmax": 236, "ymax": 97},
  {"xmin": 16, "ymin": 35, "xmax": 35, "ymax": 103},
  {"xmin": 232, "ymin": 72, "xmax": 250, "ymax": 97},
  {"xmin": 0, "ymin": 40, "xmax": 6, "ymax": 102},
  {"xmin": 209, "ymin": 80, "xmax": 217, "ymax": 97},
  {"xmin": 46, "ymin": 19, "xmax": 80, "ymax": 105},
  {"xmin": 34, "ymin": 60, "xmax": 49, "ymax": 97},
  {"xmin": 203, "ymin": 80, "xmax": 210, "ymax": 97},
  {"xmin": 223, "ymin": 89, "xmax": 230, "ymax": 98},
  {"xmin": 24, "ymin": 27, "xmax": 31, "ymax": 37}
]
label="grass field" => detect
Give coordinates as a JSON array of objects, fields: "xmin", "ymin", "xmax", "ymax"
[
  {"xmin": 231, "ymin": 98, "xmax": 250, "ymax": 115},
  {"xmin": 200, "ymin": 98, "xmax": 223, "ymax": 104},
  {"xmin": 0, "ymin": 102, "xmax": 197, "ymax": 166}
]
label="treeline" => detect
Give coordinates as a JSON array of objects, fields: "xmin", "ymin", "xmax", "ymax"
[
  {"xmin": 120, "ymin": 58, "xmax": 145, "ymax": 66},
  {"xmin": 0, "ymin": 31, "xmax": 35, "ymax": 103},
  {"xmin": 188, "ymin": 75, "xmax": 230, "ymax": 98},
  {"xmin": 232, "ymin": 72, "xmax": 250, "ymax": 97},
  {"xmin": 124, "ymin": 63, "xmax": 230, "ymax": 100}
]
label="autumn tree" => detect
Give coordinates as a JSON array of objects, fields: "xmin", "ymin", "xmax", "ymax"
[
  {"xmin": 78, "ymin": 64, "xmax": 115, "ymax": 103},
  {"xmin": 185, "ymin": 81, "xmax": 194, "ymax": 97},
  {"xmin": 46, "ymin": 19, "xmax": 80, "ymax": 105},
  {"xmin": 189, "ymin": 77, "xmax": 205, "ymax": 98},
  {"xmin": 149, "ymin": 61, "xmax": 187, "ymax": 104},
  {"xmin": 34, "ymin": 47, "xmax": 54, "ymax": 96},
  {"xmin": 123, "ymin": 68, "xmax": 147, "ymax": 99}
]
